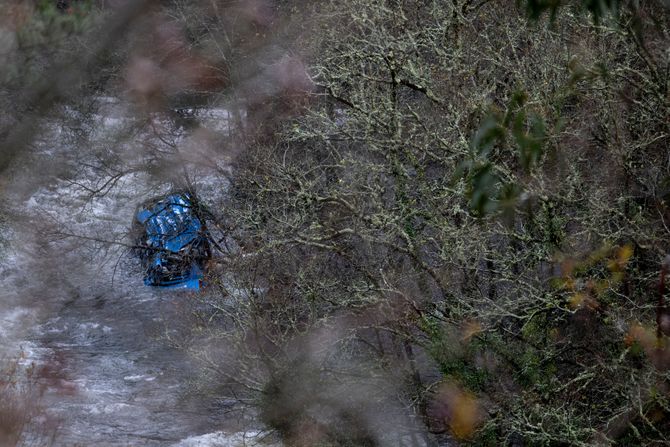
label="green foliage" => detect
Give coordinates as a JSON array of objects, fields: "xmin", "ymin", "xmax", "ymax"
[
  {"xmin": 427, "ymin": 323, "xmax": 492, "ymax": 392},
  {"xmin": 217, "ymin": 0, "xmax": 670, "ymax": 445},
  {"xmin": 456, "ymin": 90, "xmax": 547, "ymax": 216},
  {"xmin": 24, "ymin": 0, "xmax": 94, "ymax": 44},
  {"xmin": 1, "ymin": 1, "xmax": 97, "ymax": 87}
]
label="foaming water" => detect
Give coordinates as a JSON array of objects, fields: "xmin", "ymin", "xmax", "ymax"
[{"xmin": 0, "ymin": 98, "xmax": 275, "ymax": 446}]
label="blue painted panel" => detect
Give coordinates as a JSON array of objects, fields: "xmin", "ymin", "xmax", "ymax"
[{"xmin": 135, "ymin": 193, "xmax": 210, "ymax": 290}]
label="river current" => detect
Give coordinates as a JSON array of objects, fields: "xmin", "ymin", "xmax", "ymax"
[{"xmin": 0, "ymin": 98, "xmax": 273, "ymax": 446}]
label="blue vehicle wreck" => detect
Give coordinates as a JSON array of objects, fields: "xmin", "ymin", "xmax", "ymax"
[{"xmin": 133, "ymin": 192, "xmax": 212, "ymax": 290}]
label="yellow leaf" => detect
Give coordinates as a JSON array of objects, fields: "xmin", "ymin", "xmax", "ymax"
[
  {"xmin": 450, "ymin": 389, "xmax": 482, "ymax": 439},
  {"xmin": 461, "ymin": 320, "xmax": 482, "ymax": 342},
  {"xmin": 618, "ymin": 244, "xmax": 633, "ymax": 265},
  {"xmin": 569, "ymin": 292, "xmax": 585, "ymax": 309},
  {"xmin": 432, "ymin": 382, "xmax": 485, "ymax": 440}
]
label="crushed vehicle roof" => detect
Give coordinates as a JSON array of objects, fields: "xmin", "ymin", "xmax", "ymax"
[{"xmin": 134, "ymin": 192, "xmax": 211, "ymax": 290}]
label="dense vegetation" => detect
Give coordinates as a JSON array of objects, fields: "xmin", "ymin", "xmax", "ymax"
[
  {"xmin": 212, "ymin": 1, "xmax": 670, "ymax": 445},
  {"xmin": 1, "ymin": 0, "xmax": 669, "ymax": 445}
]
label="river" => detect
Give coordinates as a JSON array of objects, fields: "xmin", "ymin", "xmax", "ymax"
[{"xmin": 0, "ymin": 98, "xmax": 274, "ymax": 446}]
